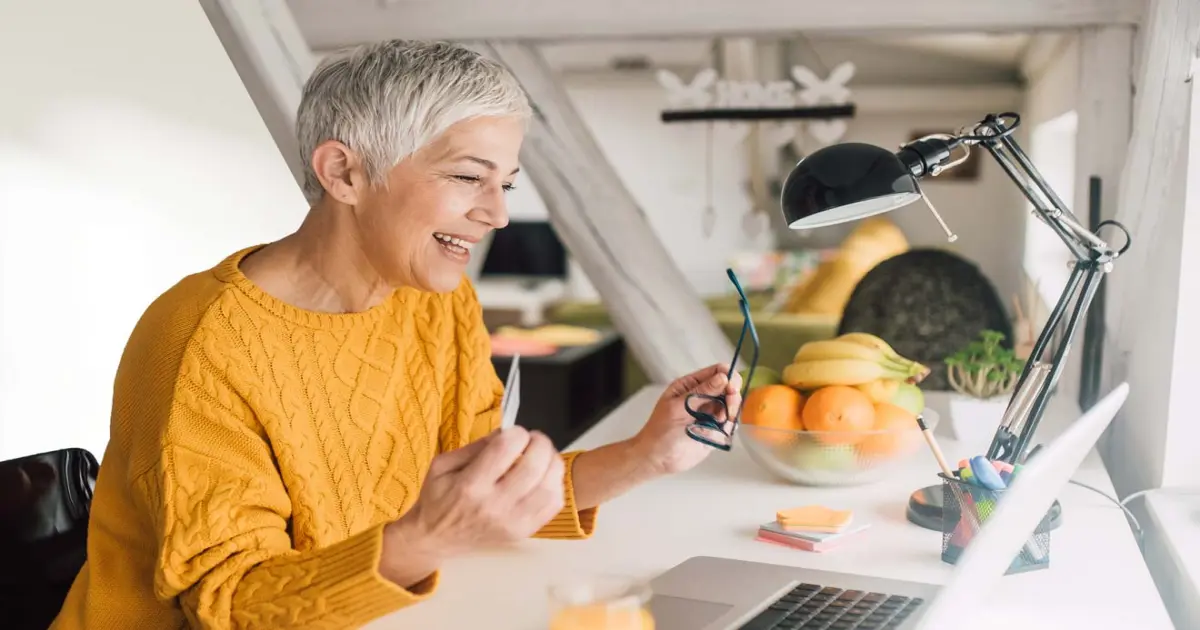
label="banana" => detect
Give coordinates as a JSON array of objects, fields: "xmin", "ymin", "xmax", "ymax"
[
  {"xmin": 836, "ymin": 332, "xmax": 900, "ymax": 356},
  {"xmin": 835, "ymin": 332, "xmax": 932, "ymax": 382},
  {"xmin": 782, "ymin": 358, "xmax": 911, "ymax": 389},
  {"xmin": 793, "ymin": 339, "xmax": 907, "ymax": 367}
]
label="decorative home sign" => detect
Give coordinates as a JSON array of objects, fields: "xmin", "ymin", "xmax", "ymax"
[
  {"xmin": 657, "ymin": 61, "xmax": 857, "ymax": 148},
  {"xmin": 657, "ymin": 61, "xmax": 858, "ymax": 239}
]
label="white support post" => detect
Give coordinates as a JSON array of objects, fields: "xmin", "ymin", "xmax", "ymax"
[
  {"xmin": 1101, "ymin": 0, "xmax": 1200, "ymax": 496},
  {"xmin": 199, "ymin": 0, "xmax": 315, "ymax": 189},
  {"xmin": 476, "ymin": 41, "xmax": 734, "ymax": 383},
  {"xmin": 1160, "ymin": 54, "xmax": 1200, "ymax": 487},
  {"xmin": 719, "ymin": 38, "xmax": 773, "ymax": 219}
]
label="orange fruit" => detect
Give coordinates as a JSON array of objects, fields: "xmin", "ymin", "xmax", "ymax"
[
  {"xmin": 800, "ymin": 386, "xmax": 876, "ymax": 445},
  {"xmin": 741, "ymin": 385, "xmax": 805, "ymax": 445},
  {"xmin": 857, "ymin": 402, "xmax": 922, "ymax": 458}
]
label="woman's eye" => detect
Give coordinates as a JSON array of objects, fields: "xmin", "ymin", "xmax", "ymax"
[{"xmin": 453, "ymin": 174, "xmax": 514, "ymax": 192}]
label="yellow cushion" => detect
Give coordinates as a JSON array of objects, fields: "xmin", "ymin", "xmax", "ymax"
[{"xmin": 783, "ymin": 218, "xmax": 909, "ymax": 316}]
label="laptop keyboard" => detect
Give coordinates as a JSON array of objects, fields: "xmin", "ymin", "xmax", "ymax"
[{"xmin": 738, "ymin": 583, "xmax": 924, "ymax": 629}]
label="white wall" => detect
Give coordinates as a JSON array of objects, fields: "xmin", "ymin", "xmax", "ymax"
[
  {"xmin": 1018, "ymin": 35, "xmax": 1085, "ymax": 404},
  {"xmin": 506, "ymin": 71, "xmax": 774, "ymax": 298},
  {"xmin": 511, "ymin": 71, "xmax": 1025, "ymax": 304},
  {"xmin": 0, "ymin": 0, "xmax": 307, "ymax": 462}
]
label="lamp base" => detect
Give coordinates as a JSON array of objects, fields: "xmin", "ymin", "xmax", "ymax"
[{"xmin": 905, "ymin": 484, "xmax": 1063, "ymax": 532}]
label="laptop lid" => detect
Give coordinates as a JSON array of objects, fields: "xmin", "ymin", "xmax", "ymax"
[{"xmin": 914, "ymin": 382, "xmax": 1130, "ymax": 629}]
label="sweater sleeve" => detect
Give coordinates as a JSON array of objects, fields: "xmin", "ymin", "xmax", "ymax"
[
  {"xmin": 132, "ymin": 343, "xmax": 432, "ymax": 630},
  {"xmin": 449, "ymin": 279, "xmax": 597, "ymax": 540}
]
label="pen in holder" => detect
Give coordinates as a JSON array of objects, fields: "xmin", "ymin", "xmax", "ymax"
[{"xmin": 939, "ymin": 473, "xmax": 1052, "ymax": 575}]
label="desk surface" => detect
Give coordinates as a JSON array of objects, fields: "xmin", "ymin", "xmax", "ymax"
[{"xmin": 372, "ymin": 386, "xmax": 1172, "ymax": 630}]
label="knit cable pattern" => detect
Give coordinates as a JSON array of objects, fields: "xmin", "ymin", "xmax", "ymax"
[{"xmin": 50, "ymin": 246, "xmax": 596, "ymax": 630}]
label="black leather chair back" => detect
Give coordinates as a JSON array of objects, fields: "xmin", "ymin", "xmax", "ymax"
[{"xmin": 0, "ymin": 448, "xmax": 99, "ymax": 630}]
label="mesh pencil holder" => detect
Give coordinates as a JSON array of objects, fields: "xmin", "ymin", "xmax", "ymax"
[{"xmin": 939, "ymin": 473, "xmax": 1052, "ymax": 575}]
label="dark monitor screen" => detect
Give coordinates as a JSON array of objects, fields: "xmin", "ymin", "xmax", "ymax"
[{"xmin": 479, "ymin": 220, "xmax": 567, "ymax": 279}]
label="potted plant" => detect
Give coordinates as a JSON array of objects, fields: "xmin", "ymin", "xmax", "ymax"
[{"xmin": 943, "ymin": 330, "xmax": 1025, "ymax": 448}]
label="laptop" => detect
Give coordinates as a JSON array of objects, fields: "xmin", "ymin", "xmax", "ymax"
[{"xmin": 646, "ymin": 382, "xmax": 1130, "ymax": 630}]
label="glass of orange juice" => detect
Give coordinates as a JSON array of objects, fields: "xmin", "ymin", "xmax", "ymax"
[{"xmin": 548, "ymin": 574, "xmax": 655, "ymax": 630}]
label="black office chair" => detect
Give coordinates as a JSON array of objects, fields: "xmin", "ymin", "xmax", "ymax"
[
  {"xmin": 0, "ymin": 448, "xmax": 99, "ymax": 630},
  {"xmin": 837, "ymin": 248, "xmax": 1013, "ymax": 391}
]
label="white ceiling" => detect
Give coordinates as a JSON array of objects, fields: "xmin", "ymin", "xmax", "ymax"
[
  {"xmin": 534, "ymin": 32, "xmax": 1030, "ymax": 72},
  {"xmin": 285, "ymin": 0, "xmax": 1136, "ymax": 45},
  {"xmin": 289, "ymin": 1, "xmax": 1036, "ymax": 86},
  {"xmin": 533, "ymin": 35, "xmax": 1029, "ymax": 87},
  {"xmin": 310, "ymin": 33, "xmax": 1030, "ymax": 86}
]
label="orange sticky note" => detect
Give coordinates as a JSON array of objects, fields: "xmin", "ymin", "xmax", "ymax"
[
  {"xmin": 775, "ymin": 505, "xmax": 854, "ymax": 531},
  {"xmin": 778, "ymin": 522, "xmax": 848, "ymax": 534}
]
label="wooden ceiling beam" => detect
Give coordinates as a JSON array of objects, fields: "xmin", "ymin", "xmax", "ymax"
[{"xmin": 289, "ymin": 0, "xmax": 1147, "ymax": 48}]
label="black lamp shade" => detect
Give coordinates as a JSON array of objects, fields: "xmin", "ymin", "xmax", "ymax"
[{"xmin": 780, "ymin": 142, "xmax": 922, "ymax": 229}]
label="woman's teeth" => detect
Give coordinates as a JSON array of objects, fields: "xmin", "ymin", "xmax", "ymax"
[{"xmin": 434, "ymin": 233, "xmax": 472, "ymax": 254}]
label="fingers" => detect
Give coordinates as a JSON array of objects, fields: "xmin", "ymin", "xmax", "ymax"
[
  {"xmin": 515, "ymin": 451, "xmax": 566, "ymax": 528},
  {"xmin": 668, "ymin": 363, "xmax": 729, "ymax": 397},
  {"xmin": 725, "ymin": 370, "xmax": 745, "ymax": 419},
  {"xmin": 428, "ymin": 429, "xmax": 501, "ymax": 477},
  {"xmin": 727, "ymin": 368, "xmax": 744, "ymax": 396},
  {"xmin": 497, "ymin": 431, "xmax": 557, "ymax": 498},
  {"xmin": 461, "ymin": 426, "xmax": 532, "ymax": 483},
  {"xmin": 694, "ymin": 367, "xmax": 730, "ymax": 396}
]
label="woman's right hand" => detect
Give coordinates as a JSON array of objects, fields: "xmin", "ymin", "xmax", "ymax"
[{"xmin": 379, "ymin": 427, "xmax": 565, "ymax": 588}]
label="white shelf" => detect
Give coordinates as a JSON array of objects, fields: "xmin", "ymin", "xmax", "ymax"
[{"xmin": 474, "ymin": 278, "xmax": 566, "ymax": 327}]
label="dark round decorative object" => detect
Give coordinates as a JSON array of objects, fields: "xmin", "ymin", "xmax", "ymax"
[{"xmin": 837, "ymin": 248, "xmax": 1012, "ymax": 391}]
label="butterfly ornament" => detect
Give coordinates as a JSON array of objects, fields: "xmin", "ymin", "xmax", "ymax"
[
  {"xmin": 656, "ymin": 68, "xmax": 717, "ymax": 109},
  {"xmin": 791, "ymin": 61, "xmax": 856, "ymax": 146}
]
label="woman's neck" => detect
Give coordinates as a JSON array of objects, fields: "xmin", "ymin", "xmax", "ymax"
[{"xmin": 241, "ymin": 203, "xmax": 395, "ymax": 314}]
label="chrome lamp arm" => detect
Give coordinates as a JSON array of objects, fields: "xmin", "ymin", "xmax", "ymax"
[{"xmin": 897, "ymin": 113, "xmax": 1132, "ymax": 464}]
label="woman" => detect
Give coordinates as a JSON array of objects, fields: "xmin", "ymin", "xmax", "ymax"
[{"xmin": 50, "ymin": 40, "xmax": 740, "ymax": 630}]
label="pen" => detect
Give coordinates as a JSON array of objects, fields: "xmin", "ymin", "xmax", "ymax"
[{"xmin": 917, "ymin": 414, "xmax": 954, "ymax": 477}]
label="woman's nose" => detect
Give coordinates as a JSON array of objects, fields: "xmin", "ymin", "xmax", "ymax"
[
  {"xmin": 469, "ymin": 196, "xmax": 509, "ymax": 230},
  {"xmin": 484, "ymin": 188, "xmax": 510, "ymax": 229}
]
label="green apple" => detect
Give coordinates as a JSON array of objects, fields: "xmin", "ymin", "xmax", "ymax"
[
  {"xmin": 741, "ymin": 366, "xmax": 782, "ymax": 391},
  {"xmin": 789, "ymin": 442, "xmax": 858, "ymax": 471},
  {"xmin": 890, "ymin": 382, "xmax": 925, "ymax": 416}
]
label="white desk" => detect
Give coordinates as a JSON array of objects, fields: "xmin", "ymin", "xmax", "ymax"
[
  {"xmin": 1144, "ymin": 489, "xmax": 1200, "ymax": 627},
  {"xmin": 371, "ymin": 386, "xmax": 1173, "ymax": 630}
]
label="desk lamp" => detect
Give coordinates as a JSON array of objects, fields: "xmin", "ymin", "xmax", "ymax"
[{"xmin": 778, "ymin": 112, "xmax": 1131, "ymax": 530}]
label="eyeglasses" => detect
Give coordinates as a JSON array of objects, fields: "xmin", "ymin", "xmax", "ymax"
[{"xmin": 684, "ymin": 268, "xmax": 760, "ymax": 451}]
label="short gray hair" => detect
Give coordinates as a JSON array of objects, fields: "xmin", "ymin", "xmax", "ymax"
[{"xmin": 296, "ymin": 40, "xmax": 531, "ymax": 204}]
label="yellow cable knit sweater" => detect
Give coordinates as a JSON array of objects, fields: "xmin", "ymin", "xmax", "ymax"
[{"xmin": 50, "ymin": 246, "xmax": 596, "ymax": 630}]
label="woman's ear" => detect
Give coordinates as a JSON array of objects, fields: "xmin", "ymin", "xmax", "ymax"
[{"xmin": 310, "ymin": 140, "xmax": 366, "ymax": 205}]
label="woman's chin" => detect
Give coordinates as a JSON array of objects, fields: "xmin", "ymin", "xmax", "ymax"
[{"xmin": 420, "ymin": 262, "xmax": 470, "ymax": 293}]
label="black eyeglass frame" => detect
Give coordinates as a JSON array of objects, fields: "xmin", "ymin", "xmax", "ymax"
[{"xmin": 683, "ymin": 268, "xmax": 760, "ymax": 451}]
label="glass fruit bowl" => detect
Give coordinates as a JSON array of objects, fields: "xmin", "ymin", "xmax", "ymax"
[{"xmin": 736, "ymin": 408, "xmax": 939, "ymax": 486}]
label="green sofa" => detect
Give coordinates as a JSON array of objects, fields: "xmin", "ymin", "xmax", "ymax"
[{"xmin": 545, "ymin": 294, "xmax": 839, "ymax": 397}]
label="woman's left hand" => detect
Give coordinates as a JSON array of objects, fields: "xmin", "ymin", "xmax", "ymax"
[{"xmin": 631, "ymin": 363, "xmax": 744, "ymax": 475}]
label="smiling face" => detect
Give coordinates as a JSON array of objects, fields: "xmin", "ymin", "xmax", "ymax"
[{"xmin": 316, "ymin": 115, "xmax": 524, "ymax": 294}]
